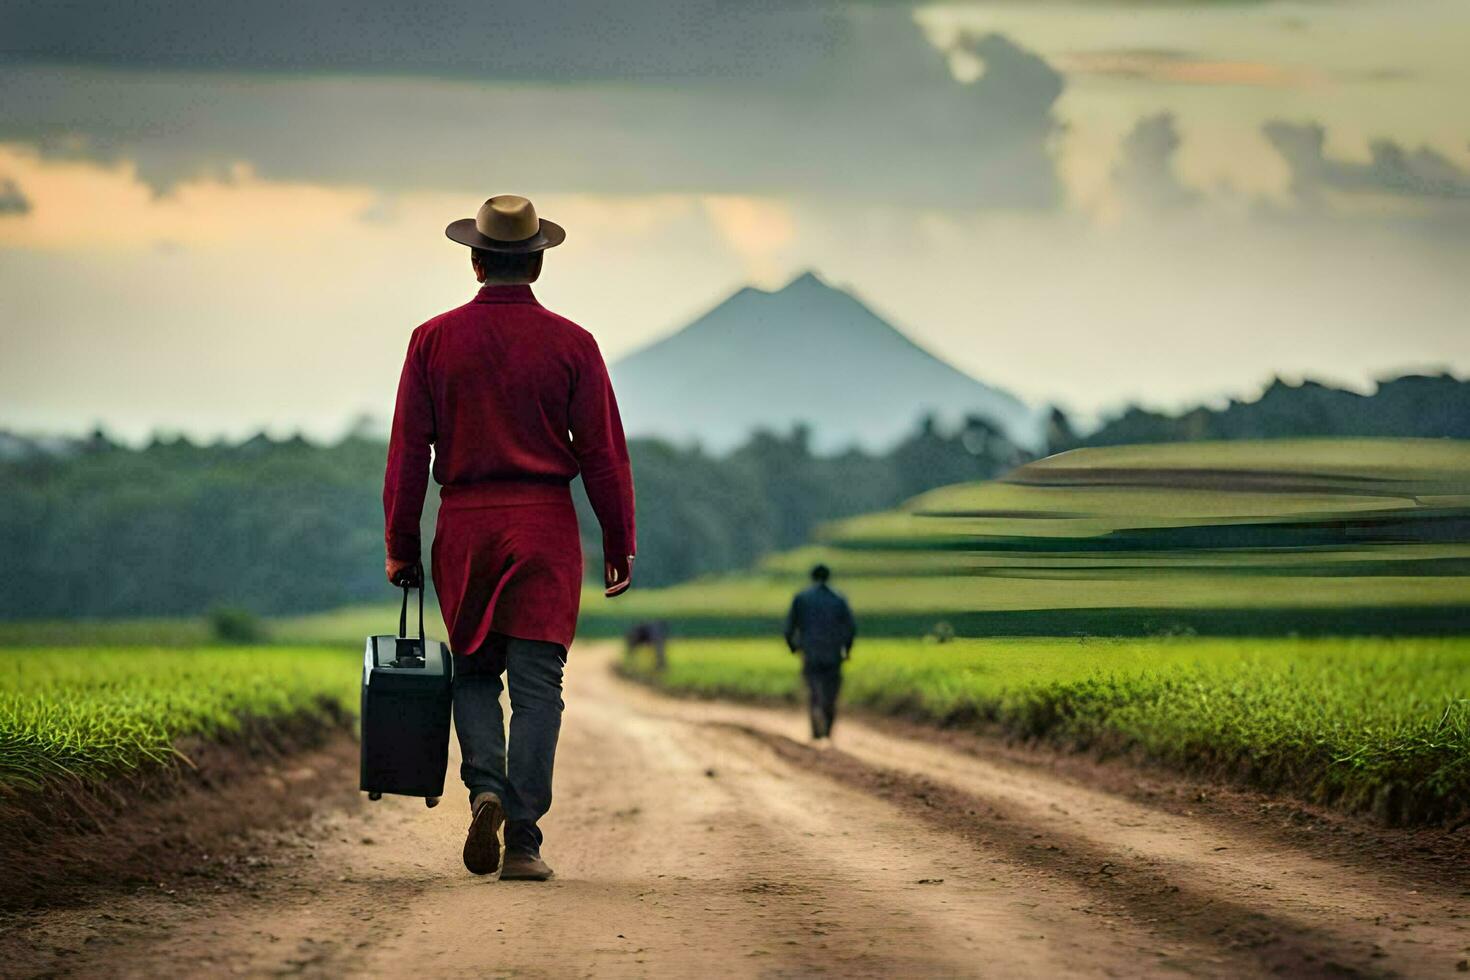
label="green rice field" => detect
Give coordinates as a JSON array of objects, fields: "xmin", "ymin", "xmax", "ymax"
[
  {"xmin": 625, "ymin": 636, "xmax": 1470, "ymax": 823},
  {"xmin": 0, "ymin": 647, "xmax": 358, "ymax": 790}
]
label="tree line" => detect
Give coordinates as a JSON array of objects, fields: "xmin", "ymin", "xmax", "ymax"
[
  {"xmin": 1048, "ymin": 373, "xmax": 1470, "ymax": 451},
  {"xmin": 0, "ymin": 415, "xmax": 1021, "ymax": 619},
  {"xmin": 4, "ymin": 370, "xmax": 1463, "ymax": 620}
]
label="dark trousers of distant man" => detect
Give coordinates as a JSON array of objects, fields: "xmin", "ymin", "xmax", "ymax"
[
  {"xmin": 452, "ymin": 633, "xmax": 566, "ymax": 854},
  {"xmin": 803, "ymin": 664, "xmax": 844, "ymax": 739}
]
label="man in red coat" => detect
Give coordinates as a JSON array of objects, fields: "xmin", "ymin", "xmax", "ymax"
[{"xmin": 383, "ymin": 195, "xmax": 636, "ymax": 881}]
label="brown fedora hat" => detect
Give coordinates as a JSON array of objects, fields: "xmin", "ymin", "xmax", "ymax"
[{"xmin": 445, "ymin": 195, "xmax": 566, "ymax": 253}]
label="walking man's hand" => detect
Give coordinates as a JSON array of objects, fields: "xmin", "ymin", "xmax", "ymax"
[
  {"xmin": 386, "ymin": 557, "xmax": 421, "ymax": 588},
  {"xmin": 605, "ymin": 555, "xmax": 634, "ymax": 598}
]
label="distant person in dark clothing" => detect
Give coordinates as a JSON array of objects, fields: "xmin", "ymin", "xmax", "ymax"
[{"xmin": 784, "ymin": 564, "xmax": 856, "ymax": 741}]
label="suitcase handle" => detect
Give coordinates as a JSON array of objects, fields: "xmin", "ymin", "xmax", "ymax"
[{"xmin": 398, "ymin": 582, "xmax": 426, "ymax": 644}]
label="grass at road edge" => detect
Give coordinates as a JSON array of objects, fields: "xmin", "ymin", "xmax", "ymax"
[
  {"xmin": 0, "ymin": 646, "xmax": 359, "ymax": 790},
  {"xmin": 622, "ymin": 636, "xmax": 1470, "ymax": 826}
]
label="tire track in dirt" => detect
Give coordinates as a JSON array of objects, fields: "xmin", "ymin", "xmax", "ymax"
[
  {"xmin": 727, "ymin": 722, "xmax": 1387, "ymax": 977},
  {"xmin": 619, "ymin": 673, "xmax": 1470, "ymax": 978}
]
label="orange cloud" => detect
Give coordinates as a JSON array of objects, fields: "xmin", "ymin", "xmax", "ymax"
[
  {"xmin": 1055, "ymin": 51, "xmax": 1322, "ymax": 89},
  {"xmin": 700, "ymin": 195, "xmax": 797, "ymax": 287},
  {"xmin": 0, "ymin": 144, "xmax": 373, "ymax": 251}
]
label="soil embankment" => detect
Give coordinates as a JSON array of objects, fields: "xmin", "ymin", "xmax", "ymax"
[{"xmin": 0, "ymin": 714, "xmax": 359, "ymax": 911}]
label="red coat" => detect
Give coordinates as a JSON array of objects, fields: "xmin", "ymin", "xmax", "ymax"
[{"xmin": 383, "ymin": 283, "xmax": 636, "ymax": 653}]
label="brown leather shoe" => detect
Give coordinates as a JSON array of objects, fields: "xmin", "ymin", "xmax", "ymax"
[
  {"xmin": 499, "ymin": 849, "xmax": 554, "ymax": 881},
  {"xmin": 463, "ymin": 792, "xmax": 504, "ymax": 876}
]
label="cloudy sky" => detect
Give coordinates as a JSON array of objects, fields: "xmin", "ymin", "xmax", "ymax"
[{"xmin": 2, "ymin": 0, "xmax": 1467, "ymax": 441}]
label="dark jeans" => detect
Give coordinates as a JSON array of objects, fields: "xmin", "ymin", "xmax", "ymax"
[
  {"xmin": 453, "ymin": 633, "xmax": 567, "ymax": 854},
  {"xmin": 803, "ymin": 665, "xmax": 843, "ymax": 739}
]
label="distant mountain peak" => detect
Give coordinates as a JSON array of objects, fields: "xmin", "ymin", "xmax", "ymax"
[
  {"xmin": 779, "ymin": 269, "xmax": 826, "ymax": 292},
  {"xmin": 611, "ymin": 271, "xmax": 1043, "ymax": 452},
  {"xmin": 726, "ymin": 270, "xmax": 828, "ymax": 304},
  {"xmin": 732, "ymin": 270, "xmax": 829, "ymax": 301}
]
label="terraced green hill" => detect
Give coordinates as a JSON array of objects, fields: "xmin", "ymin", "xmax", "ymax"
[{"xmin": 581, "ymin": 438, "xmax": 1470, "ymax": 638}]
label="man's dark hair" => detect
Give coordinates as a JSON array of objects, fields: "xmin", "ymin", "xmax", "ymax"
[
  {"xmin": 811, "ymin": 564, "xmax": 830, "ymax": 582},
  {"xmin": 472, "ymin": 248, "xmax": 542, "ymax": 283}
]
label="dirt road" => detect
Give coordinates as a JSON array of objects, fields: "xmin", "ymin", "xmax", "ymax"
[{"xmin": 8, "ymin": 644, "xmax": 1468, "ymax": 978}]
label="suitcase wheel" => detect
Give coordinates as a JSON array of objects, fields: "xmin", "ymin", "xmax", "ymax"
[
  {"xmin": 368, "ymin": 791, "xmax": 382, "ymax": 801},
  {"xmin": 425, "ymin": 796, "xmax": 440, "ymax": 809}
]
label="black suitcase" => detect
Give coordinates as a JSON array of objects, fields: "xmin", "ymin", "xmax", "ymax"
[{"xmin": 360, "ymin": 581, "xmax": 453, "ymax": 807}]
